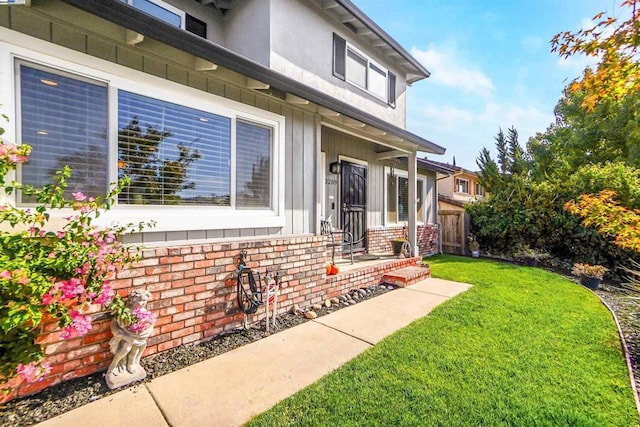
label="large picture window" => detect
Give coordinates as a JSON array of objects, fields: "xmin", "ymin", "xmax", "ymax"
[
  {"xmin": 18, "ymin": 62, "xmax": 108, "ymax": 203},
  {"xmin": 15, "ymin": 60, "xmax": 280, "ymax": 218},
  {"xmin": 117, "ymin": 91, "xmax": 231, "ymax": 206}
]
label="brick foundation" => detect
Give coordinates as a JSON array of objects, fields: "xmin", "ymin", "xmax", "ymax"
[
  {"xmin": 9, "ymin": 226, "xmax": 439, "ymax": 400},
  {"xmin": 367, "ymin": 224, "xmax": 439, "ymax": 256},
  {"xmin": 10, "ymin": 235, "xmax": 329, "ymax": 400}
]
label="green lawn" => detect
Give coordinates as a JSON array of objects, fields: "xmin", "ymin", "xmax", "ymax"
[{"xmin": 248, "ymin": 255, "xmax": 640, "ymax": 426}]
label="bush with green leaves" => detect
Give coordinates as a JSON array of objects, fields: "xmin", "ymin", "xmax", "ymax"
[{"xmin": 0, "ymin": 121, "xmax": 152, "ymax": 389}]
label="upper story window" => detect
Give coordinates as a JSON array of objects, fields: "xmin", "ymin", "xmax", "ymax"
[
  {"xmin": 122, "ymin": 0, "xmax": 185, "ymax": 29},
  {"xmin": 475, "ymin": 182, "xmax": 484, "ymax": 197},
  {"xmin": 455, "ymin": 178, "xmax": 469, "ymax": 194},
  {"xmin": 333, "ymin": 34, "xmax": 396, "ymax": 106}
]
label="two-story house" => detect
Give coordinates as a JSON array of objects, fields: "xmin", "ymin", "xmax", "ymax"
[
  {"xmin": 421, "ymin": 159, "xmax": 485, "ymax": 210},
  {"xmin": 0, "ymin": 0, "xmax": 445, "ymax": 398}
]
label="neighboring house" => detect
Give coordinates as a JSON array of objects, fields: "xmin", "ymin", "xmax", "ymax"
[
  {"xmin": 0, "ymin": 0, "xmax": 445, "ymax": 397},
  {"xmin": 421, "ymin": 159, "xmax": 485, "ymax": 210}
]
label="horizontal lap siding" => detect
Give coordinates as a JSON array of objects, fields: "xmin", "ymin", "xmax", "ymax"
[{"xmin": 1, "ymin": 3, "xmax": 317, "ymax": 242}]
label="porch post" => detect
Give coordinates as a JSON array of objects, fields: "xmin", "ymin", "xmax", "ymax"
[
  {"xmin": 314, "ymin": 113, "xmax": 322, "ymax": 234},
  {"xmin": 408, "ymin": 151, "xmax": 418, "ymax": 256}
]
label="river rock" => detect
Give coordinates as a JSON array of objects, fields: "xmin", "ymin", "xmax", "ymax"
[
  {"xmin": 330, "ymin": 297, "xmax": 340, "ymax": 304},
  {"xmin": 324, "ymin": 299, "xmax": 332, "ymax": 307},
  {"xmin": 305, "ymin": 310, "xmax": 317, "ymax": 319},
  {"xmin": 312, "ymin": 303, "xmax": 322, "ymax": 310}
]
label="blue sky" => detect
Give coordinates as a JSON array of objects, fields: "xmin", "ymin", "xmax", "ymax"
[{"xmin": 353, "ymin": 0, "xmax": 623, "ymax": 170}]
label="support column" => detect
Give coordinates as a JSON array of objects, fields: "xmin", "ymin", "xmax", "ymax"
[
  {"xmin": 408, "ymin": 151, "xmax": 418, "ymax": 256},
  {"xmin": 314, "ymin": 114, "xmax": 323, "ymax": 234}
]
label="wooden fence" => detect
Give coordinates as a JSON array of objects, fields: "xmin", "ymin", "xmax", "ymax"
[{"xmin": 438, "ymin": 210, "xmax": 470, "ymax": 255}]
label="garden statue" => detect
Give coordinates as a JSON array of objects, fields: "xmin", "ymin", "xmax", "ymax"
[{"xmin": 105, "ymin": 289, "xmax": 156, "ymax": 389}]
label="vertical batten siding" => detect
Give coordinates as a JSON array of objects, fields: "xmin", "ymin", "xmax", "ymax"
[
  {"xmin": 0, "ymin": 2, "xmax": 318, "ymax": 242},
  {"xmin": 321, "ymin": 126, "xmax": 385, "ymax": 228}
]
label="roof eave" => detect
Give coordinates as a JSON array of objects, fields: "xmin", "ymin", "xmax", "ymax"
[
  {"xmin": 58, "ymin": 0, "xmax": 444, "ymax": 154},
  {"xmin": 334, "ymin": 0, "xmax": 430, "ymax": 80}
]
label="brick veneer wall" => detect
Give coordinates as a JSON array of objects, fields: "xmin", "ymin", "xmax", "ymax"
[
  {"xmin": 8, "ymin": 235, "xmax": 330, "ymax": 400},
  {"xmin": 367, "ymin": 224, "xmax": 440, "ymax": 256}
]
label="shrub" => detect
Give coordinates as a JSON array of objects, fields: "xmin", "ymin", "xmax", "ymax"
[{"xmin": 0, "ymin": 120, "xmax": 152, "ymax": 390}]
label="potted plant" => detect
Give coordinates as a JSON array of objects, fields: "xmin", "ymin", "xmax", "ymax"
[
  {"xmin": 571, "ymin": 263, "xmax": 608, "ymax": 290},
  {"xmin": 391, "ymin": 238, "xmax": 406, "ymax": 256},
  {"xmin": 468, "ymin": 234, "xmax": 480, "ymax": 258}
]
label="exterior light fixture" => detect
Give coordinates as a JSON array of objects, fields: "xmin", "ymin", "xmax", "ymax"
[{"xmin": 329, "ymin": 161, "xmax": 341, "ymax": 174}]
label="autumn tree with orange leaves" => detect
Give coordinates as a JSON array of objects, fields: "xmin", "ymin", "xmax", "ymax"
[{"xmin": 552, "ymin": 0, "xmax": 639, "ymax": 111}]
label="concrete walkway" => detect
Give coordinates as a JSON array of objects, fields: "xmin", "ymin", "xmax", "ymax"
[{"xmin": 36, "ymin": 278, "xmax": 471, "ymax": 427}]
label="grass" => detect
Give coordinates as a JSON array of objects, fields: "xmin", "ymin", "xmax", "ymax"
[{"xmin": 248, "ymin": 255, "xmax": 640, "ymax": 426}]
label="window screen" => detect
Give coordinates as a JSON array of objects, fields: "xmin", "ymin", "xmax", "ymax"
[
  {"xmin": 117, "ymin": 90, "xmax": 231, "ymax": 205},
  {"xmin": 417, "ymin": 179, "xmax": 424, "ymax": 222},
  {"xmin": 386, "ymin": 173, "xmax": 397, "ymax": 223},
  {"xmin": 369, "ymin": 62, "xmax": 387, "ymax": 100},
  {"xmin": 346, "ymin": 48, "xmax": 367, "ymax": 89},
  {"xmin": 236, "ymin": 121, "xmax": 272, "ymax": 209},
  {"xmin": 18, "ymin": 63, "xmax": 109, "ymax": 203},
  {"xmin": 398, "ymin": 176, "xmax": 409, "ymax": 222}
]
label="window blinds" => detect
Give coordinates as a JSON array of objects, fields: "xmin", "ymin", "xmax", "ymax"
[
  {"xmin": 236, "ymin": 121, "xmax": 272, "ymax": 209},
  {"xmin": 117, "ymin": 90, "xmax": 231, "ymax": 205},
  {"xmin": 18, "ymin": 63, "xmax": 109, "ymax": 203}
]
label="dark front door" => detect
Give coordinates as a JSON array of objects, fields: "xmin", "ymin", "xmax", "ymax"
[{"xmin": 341, "ymin": 161, "xmax": 367, "ymax": 252}]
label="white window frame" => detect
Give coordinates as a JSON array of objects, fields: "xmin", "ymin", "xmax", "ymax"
[
  {"xmin": 0, "ymin": 30, "xmax": 285, "ymax": 232},
  {"xmin": 383, "ymin": 166, "xmax": 426, "ymax": 226},
  {"xmin": 122, "ymin": 0, "xmax": 186, "ymax": 29},
  {"xmin": 345, "ymin": 43, "xmax": 388, "ymax": 102},
  {"xmin": 455, "ymin": 178, "xmax": 469, "ymax": 194}
]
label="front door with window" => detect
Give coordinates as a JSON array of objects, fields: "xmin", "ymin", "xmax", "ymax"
[{"xmin": 341, "ymin": 161, "xmax": 367, "ymax": 252}]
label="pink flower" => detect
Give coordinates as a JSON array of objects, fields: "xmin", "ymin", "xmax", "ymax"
[
  {"xmin": 16, "ymin": 362, "xmax": 51, "ymax": 382},
  {"xmin": 128, "ymin": 307, "xmax": 157, "ymax": 333},
  {"xmin": 17, "ymin": 275, "xmax": 30, "ymax": 285},
  {"xmin": 56, "ymin": 231, "xmax": 66, "ymax": 238},
  {"xmin": 95, "ymin": 284, "xmax": 115, "ymax": 306},
  {"xmin": 60, "ymin": 310, "xmax": 93, "ymax": 339},
  {"xmin": 72, "ymin": 192, "xmax": 86, "ymax": 201},
  {"xmin": 41, "ymin": 293, "xmax": 55, "ymax": 305},
  {"xmin": 0, "ymin": 270, "xmax": 11, "ymax": 279}
]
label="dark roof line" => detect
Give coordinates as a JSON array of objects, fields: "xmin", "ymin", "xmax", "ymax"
[
  {"xmin": 59, "ymin": 0, "xmax": 445, "ymax": 155},
  {"xmin": 335, "ymin": 0, "xmax": 430, "ymax": 82},
  {"xmin": 417, "ymin": 158, "xmax": 456, "ymax": 175}
]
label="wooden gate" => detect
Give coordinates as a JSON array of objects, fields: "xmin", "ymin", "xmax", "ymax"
[{"xmin": 438, "ymin": 210, "xmax": 469, "ymax": 255}]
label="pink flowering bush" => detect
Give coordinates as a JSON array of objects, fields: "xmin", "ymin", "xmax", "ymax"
[{"xmin": 0, "ymin": 119, "xmax": 152, "ymax": 389}]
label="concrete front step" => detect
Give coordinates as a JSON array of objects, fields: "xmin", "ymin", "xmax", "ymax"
[{"xmin": 381, "ymin": 266, "xmax": 431, "ymax": 288}]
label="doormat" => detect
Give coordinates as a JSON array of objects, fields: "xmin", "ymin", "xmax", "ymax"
[{"xmin": 354, "ymin": 254, "xmax": 381, "ymax": 261}]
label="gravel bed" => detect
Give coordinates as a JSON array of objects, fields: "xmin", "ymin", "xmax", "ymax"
[
  {"xmin": 0, "ymin": 284, "xmax": 394, "ymax": 426},
  {"xmin": 595, "ymin": 284, "xmax": 640, "ymax": 396}
]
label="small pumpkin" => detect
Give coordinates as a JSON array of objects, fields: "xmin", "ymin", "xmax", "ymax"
[
  {"xmin": 325, "ymin": 263, "xmax": 332, "ymax": 275},
  {"xmin": 330, "ymin": 264, "xmax": 339, "ymax": 275}
]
